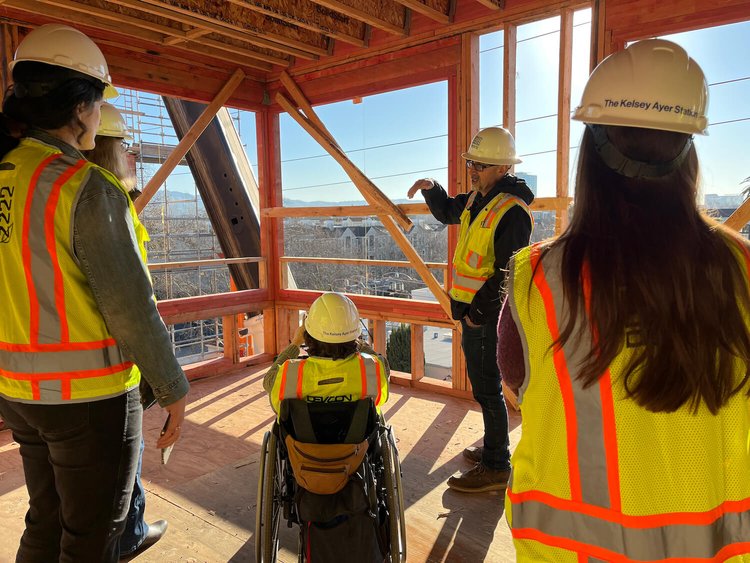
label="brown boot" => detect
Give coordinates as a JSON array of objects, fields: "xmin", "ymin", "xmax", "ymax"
[
  {"xmin": 447, "ymin": 463, "xmax": 510, "ymax": 493},
  {"xmin": 462, "ymin": 446, "xmax": 483, "ymax": 464}
]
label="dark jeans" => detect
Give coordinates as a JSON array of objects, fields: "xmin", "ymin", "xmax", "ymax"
[
  {"xmin": 0, "ymin": 390, "xmax": 142, "ymax": 563},
  {"xmin": 119, "ymin": 437, "xmax": 148, "ymax": 556},
  {"xmin": 461, "ymin": 316, "xmax": 511, "ymax": 471}
]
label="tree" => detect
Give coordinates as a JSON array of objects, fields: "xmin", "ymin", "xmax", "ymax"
[{"xmin": 386, "ymin": 324, "xmax": 411, "ymax": 373}]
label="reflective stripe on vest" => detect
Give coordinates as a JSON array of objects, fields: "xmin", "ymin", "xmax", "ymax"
[
  {"xmin": 0, "ymin": 139, "xmax": 141, "ymax": 403},
  {"xmin": 0, "ymin": 342, "xmax": 126, "ymax": 374},
  {"xmin": 274, "ymin": 353, "xmax": 385, "ymax": 411},
  {"xmin": 24, "ymin": 155, "xmax": 85, "ymax": 345},
  {"xmin": 451, "ymin": 267, "xmax": 488, "ymax": 295},
  {"xmin": 450, "ymin": 192, "xmax": 531, "ymax": 304},
  {"xmin": 506, "ymin": 243, "xmax": 750, "ymax": 560}
]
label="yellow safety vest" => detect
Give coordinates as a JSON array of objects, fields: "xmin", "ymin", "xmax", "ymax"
[
  {"xmin": 270, "ymin": 352, "xmax": 388, "ymax": 415},
  {"xmin": 0, "ymin": 137, "xmax": 149, "ymax": 403},
  {"xmin": 505, "ymin": 242, "xmax": 750, "ymax": 562},
  {"xmin": 450, "ymin": 191, "xmax": 532, "ymax": 304}
]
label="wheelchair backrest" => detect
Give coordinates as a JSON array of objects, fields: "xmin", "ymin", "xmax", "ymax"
[{"xmin": 279, "ymin": 398, "xmax": 377, "ymax": 445}]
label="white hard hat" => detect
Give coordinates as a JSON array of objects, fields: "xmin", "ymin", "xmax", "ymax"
[
  {"xmin": 11, "ymin": 24, "xmax": 118, "ymax": 99},
  {"xmin": 572, "ymin": 39, "xmax": 708, "ymax": 135},
  {"xmin": 462, "ymin": 126, "xmax": 521, "ymax": 165},
  {"xmin": 98, "ymin": 103, "xmax": 132, "ymax": 139},
  {"xmin": 305, "ymin": 292, "xmax": 360, "ymax": 344}
]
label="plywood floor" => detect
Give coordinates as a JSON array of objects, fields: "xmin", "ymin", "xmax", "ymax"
[{"xmin": 0, "ymin": 365, "xmax": 522, "ymax": 562}]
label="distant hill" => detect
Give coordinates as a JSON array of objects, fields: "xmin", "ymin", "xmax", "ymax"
[
  {"xmin": 284, "ymin": 197, "xmax": 412, "ymax": 207},
  {"xmin": 144, "ymin": 190, "xmax": 206, "ymax": 216}
]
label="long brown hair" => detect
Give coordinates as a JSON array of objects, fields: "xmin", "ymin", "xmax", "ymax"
[
  {"xmin": 541, "ymin": 125, "xmax": 750, "ymax": 414},
  {"xmin": 83, "ymin": 136, "xmax": 136, "ymax": 191}
]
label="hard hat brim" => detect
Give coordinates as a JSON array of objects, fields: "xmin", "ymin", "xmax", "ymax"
[
  {"xmin": 104, "ymin": 84, "xmax": 118, "ymax": 99},
  {"xmin": 461, "ymin": 151, "xmax": 522, "ymax": 165},
  {"xmin": 571, "ymin": 110, "xmax": 708, "ymax": 136}
]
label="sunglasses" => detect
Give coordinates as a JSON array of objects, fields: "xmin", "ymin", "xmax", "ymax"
[{"xmin": 465, "ymin": 160, "xmax": 495, "ymax": 172}]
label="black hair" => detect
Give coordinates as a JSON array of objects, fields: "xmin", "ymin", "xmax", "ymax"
[
  {"xmin": 303, "ymin": 331, "xmax": 358, "ymax": 360},
  {"xmin": 0, "ymin": 61, "xmax": 105, "ymax": 158}
]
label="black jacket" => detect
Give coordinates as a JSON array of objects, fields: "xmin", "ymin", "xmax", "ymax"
[{"xmin": 423, "ymin": 175, "xmax": 534, "ymax": 325}]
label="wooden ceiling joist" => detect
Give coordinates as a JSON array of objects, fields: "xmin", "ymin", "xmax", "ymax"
[
  {"xmin": 227, "ymin": 0, "xmax": 368, "ymax": 47},
  {"xmin": 311, "ymin": 0, "xmax": 409, "ymax": 36},
  {"xmin": 393, "ymin": 0, "xmax": 452, "ymax": 24},
  {"xmin": 162, "ymin": 27, "xmax": 210, "ymax": 46},
  {"xmin": 474, "ymin": 0, "xmax": 505, "ymax": 10},
  {"xmin": 101, "ymin": 36, "xmax": 274, "ymax": 74},
  {"xmin": 108, "ymin": 0, "xmax": 328, "ymax": 59},
  {"xmin": 192, "ymin": 35, "xmax": 289, "ymax": 67},
  {"xmin": 5, "ymin": 0, "xmax": 283, "ymax": 70}
]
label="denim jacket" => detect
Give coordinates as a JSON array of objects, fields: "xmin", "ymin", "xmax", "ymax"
[{"xmin": 32, "ymin": 131, "xmax": 189, "ymax": 407}]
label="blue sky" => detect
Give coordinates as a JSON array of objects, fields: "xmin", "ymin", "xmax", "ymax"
[{"xmin": 114, "ymin": 13, "xmax": 750, "ymax": 204}]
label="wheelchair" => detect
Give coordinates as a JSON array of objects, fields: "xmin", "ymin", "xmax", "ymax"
[{"xmin": 255, "ymin": 398, "xmax": 407, "ymax": 562}]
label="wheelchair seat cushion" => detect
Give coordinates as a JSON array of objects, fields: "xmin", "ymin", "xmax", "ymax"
[{"xmin": 285, "ymin": 434, "xmax": 369, "ymax": 495}]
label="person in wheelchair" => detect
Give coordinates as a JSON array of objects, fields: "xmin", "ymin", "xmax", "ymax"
[
  {"xmin": 258, "ymin": 292, "xmax": 405, "ymax": 563},
  {"xmin": 263, "ymin": 291, "xmax": 389, "ymax": 414}
]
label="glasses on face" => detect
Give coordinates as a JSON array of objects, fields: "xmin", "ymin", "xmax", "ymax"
[
  {"xmin": 121, "ymin": 140, "xmax": 130, "ymax": 151},
  {"xmin": 465, "ymin": 160, "xmax": 495, "ymax": 172}
]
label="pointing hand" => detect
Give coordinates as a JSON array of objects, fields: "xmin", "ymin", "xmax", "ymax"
[{"xmin": 407, "ymin": 178, "xmax": 435, "ymax": 199}]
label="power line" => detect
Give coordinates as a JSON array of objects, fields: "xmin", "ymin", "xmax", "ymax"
[
  {"xmin": 708, "ymin": 76, "xmax": 750, "ymax": 87},
  {"xmin": 479, "ymin": 19, "xmax": 592, "ymax": 54},
  {"xmin": 281, "ymin": 133, "xmax": 447, "ymax": 164},
  {"xmin": 709, "ymin": 116, "xmax": 750, "ymax": 127},
  {"xmin": 284, "ymin": 166, "xmax": 447, "ymax": 192}
]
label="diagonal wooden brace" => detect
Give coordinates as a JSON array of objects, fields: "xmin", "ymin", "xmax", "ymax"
[
  {"xmin": 135, "ymin": 68, "xmax": 245, "ymax": 214},
  {"xmin": 275, "ymin": 90, "xmax": 455, "ymax": 322}
]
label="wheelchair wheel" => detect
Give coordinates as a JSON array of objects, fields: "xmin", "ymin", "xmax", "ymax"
[
  {"xmin": 381, "ymin": 427, "xmax": 407, "ymax": 563},
  {"xmin": 255, "ymin": 429, "xmax": 281, "ymax": 562}
]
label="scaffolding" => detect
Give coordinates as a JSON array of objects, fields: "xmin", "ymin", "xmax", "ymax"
[{"xmin": 111, "ymin": 89, "xmax": 247, "ymax": 364}]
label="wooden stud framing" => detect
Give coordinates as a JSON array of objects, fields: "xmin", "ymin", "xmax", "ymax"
[
  {"xmin": 1, "ymin": 23, "xmax": 15, "ymax": 93},
  {"xmin": 261, "ymin": 196, "xmax": 569, "ymax": 219},
  {"xmin": 555, "ymin": 8, "xmax": 573, "ymax": 235},
  {"xmin": 257, "ymin": 109, "xmax": 283, "ymax": 356},
  {"xmin": 276, "ymin": 294, "xmax": 452, "ymax": 328},
  {"xmin": 458, "ymin": 32, "xmax": 479, "ymax": 196},
  {"xmin": 502, "ymin": 23, "xmax": 517, "ymax": 138},
  {"xmin": 222, "ymin": 313, "xmax": 240, "ymax": 363},
  {"xmin": 279, "ymin": 256, "xmax": 447, "ymax": 270},
  {"xmin": 372, "ymin": 320, "xmax": 387, "ymax": 356},
  {"xmin": 263, "ymin": 202, "xmax": 429, "ymax": 218},
  {"xmin": 156, "ymin": 290, "xmax": 270, "ymax": 325},
  {"xmin": 410, "ymin": 323, "xmax": 425, "ymax": 381},
  {"xmin": 452, "ymin": 32, "xmax": 480, "ymax": 393},
  {"xmin": 135, "ymin": 68, "xmax": 246, "ymax": 213},
  {"xmin": 592, "ymin": 0, "xmax": 606, "ymax": 67},
  {"xmin": 275, "ymin": 308, "xmax": 297, "ymax": 350}
]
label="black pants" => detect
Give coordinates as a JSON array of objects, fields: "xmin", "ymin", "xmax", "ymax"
[
  {"xmin": 0, "ymin": 390, "xmax": 142, "ymax": 563},
  {"xmin": 461, "ymin": 315, "xmax": 511, "ymax": 471}
]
